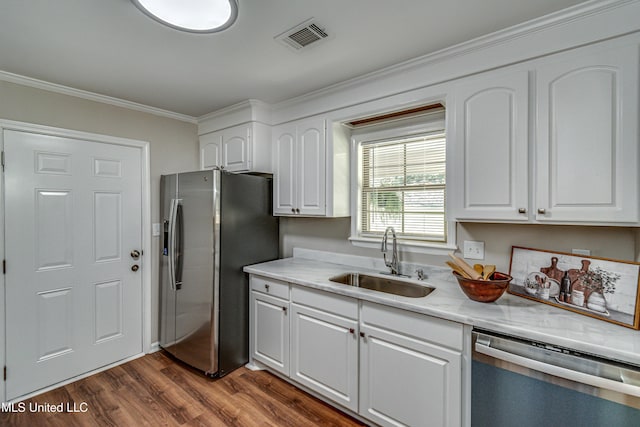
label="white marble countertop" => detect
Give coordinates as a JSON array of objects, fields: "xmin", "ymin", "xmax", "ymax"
[{"xmin": 244, "ymin": 249, "xmax": 640, "ymax": 366}]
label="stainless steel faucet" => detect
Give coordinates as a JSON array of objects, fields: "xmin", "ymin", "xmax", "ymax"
[{"xmin": 381, "ymin": 226, "xmax": 399, "ymax": 275}]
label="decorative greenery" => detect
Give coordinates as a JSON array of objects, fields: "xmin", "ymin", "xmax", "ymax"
[{"xmin": 581, "ymin": 266, "xmax": 620, "ymax": 295}]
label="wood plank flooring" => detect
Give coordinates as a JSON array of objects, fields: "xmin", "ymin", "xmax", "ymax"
[{"xmin": 0, "ymin": 351, "xmax": 367, "ymax": 427}]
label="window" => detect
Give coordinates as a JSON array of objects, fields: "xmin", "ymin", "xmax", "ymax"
[{"xmin": 350, "ymin": 108, "xmax": 455, "ymax": 252}]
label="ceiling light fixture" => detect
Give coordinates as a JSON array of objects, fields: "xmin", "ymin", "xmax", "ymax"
[{"xmin": 132, "ymin": 0, "xmax": 238, "ymax": 33}]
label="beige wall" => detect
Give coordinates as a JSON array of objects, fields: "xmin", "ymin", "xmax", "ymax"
[
  {"xmin": 0, "ymin": 80, "xmax": 199, "ymax": 343},
  {"xmin": 281, "ymin": 217, "xmax": 638, "ymax": 273}
]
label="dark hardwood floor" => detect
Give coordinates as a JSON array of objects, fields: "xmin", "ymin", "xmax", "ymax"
[{"xmin": 0, "ymin": 351, "xmax": 367, "ymax": 426}]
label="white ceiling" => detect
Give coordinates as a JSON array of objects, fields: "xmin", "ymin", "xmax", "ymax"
[{"xmin": 0, "ymin": 0, "xmax": 588, "ymax": 118}]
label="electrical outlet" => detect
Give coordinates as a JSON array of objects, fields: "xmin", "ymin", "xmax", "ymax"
[
  {"xmin": 152, "ymin": 223, "xmax": 161, "ymax": 237},
  {"xmin": 463, "ymin": 240, "xmax": 485, "ymax": 260}
]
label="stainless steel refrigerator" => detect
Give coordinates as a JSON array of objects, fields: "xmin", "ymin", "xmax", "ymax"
[{"xmin": 159, "ymin": 169, "xmax": 279, "ymax": 377}]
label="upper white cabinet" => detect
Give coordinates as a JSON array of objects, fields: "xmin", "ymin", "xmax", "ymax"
[
  {"xmin": 272, "ymin": 117, "xmax": 349, "ymax": 217},
  {"xmin": 449, "ymin": 39, "xmax": 639, "ymax": 225},
  {"xmin": 448, "ymin": 70, "xmax": 529, "ymax": 221},
  {"xmin": 535, "ymin": 43, "xmax": 638, "ymax": 224},
  {"xmin": 200, "ymin": 122, "xmax": 271, "ymax": 173}
]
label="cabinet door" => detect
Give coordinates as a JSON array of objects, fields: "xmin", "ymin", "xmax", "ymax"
[
  {"xmin": 250, "ymin": 291, "xmax": 289, "ymax": 376},
  {"xmin": 222, "ymin": 124, "xmax": 250, "ymax": 172},
  {"xmin": 450, "ymin": 70, "xmax": 529, "ymax": 221},
  {"xmin": 535, "ymin": 44, "xmax": 639, "ymax": 223},
  {"xmin": 297, "ymin": 118, "xmax": 326, "ymax": 216},
  {"xmin": 200, "ymin": 131, "xmax": 222, "ymax": 169},
  {"xmin": 290, "ymin": 304, "xmax": 358, "ymax": 412},
  {"xmin": 359, "ymin": 325, "xmax": 462, "ymax": 427},
  {"xmin": 272, "ymin": 124, "xmax": 297, "ymax": 215}
]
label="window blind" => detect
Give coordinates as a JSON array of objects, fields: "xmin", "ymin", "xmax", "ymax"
[{"xmin": 360, "ymin": 132, "xmax": 446, "ymax": 242}]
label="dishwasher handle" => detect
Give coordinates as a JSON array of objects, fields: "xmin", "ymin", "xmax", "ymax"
[{"xmin": 475, "ymin": 339, "xmax": 640, "ymax": 398}]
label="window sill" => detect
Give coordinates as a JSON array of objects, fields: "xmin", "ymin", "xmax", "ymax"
[{"xmin": 348, "ymin": 236, "xmax": 457, "ymax": 255}]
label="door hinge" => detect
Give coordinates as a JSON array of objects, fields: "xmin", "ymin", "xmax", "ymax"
[
  {"xmin": 1, "ymin": 150, "xmax": 4, "ymax": 170},
  {"xmin": 3, "ymin": 366, "xmax": 6, "ymax": 381},
  {"xmin": 2, "ymin": 259, "xmax": 5, "ymax": 275}
]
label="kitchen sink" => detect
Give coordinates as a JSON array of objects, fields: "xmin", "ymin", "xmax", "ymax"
[{"xmin": 329, "ymin": 272, "xmax": 435, "ymax": 298}]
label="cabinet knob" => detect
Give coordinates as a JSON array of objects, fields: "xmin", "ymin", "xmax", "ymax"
[
  {"xmin": 518, "ymin": 208, "xmax": 527, "ymax": 214},
  {"xmin": 264, "ymin": 284, "xmax": 270, "ymax": 292},
  {"xmin": 537, "ymin": 208, "xmax": 546, "ymax": 215},
  {"xmin": 359, "ymin": 332, "xmax": 365, "ymax": 338},
  {"xmin": 282, "ymin": 306, "xmax": 287, "ymax": 314},
  {"xmin": 295, "ymin": 208, "xmax": 300, "ymax": 214},
  {"xmin": 349, "ymin": 328, "xmax": 355, "ymax": 335},
  {"xmin": 291, "ymin": 208, "xmax": 295, "ymax": 213}
]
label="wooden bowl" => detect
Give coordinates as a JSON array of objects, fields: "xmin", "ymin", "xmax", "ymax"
[{"xmin": 453, "ymin": 271, "xmax": 512, "ymax": 303}]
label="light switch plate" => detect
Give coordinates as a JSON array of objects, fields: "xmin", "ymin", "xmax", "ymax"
[
  {"xmin": 464, "ymin": 240, "xmax": 485, "ymax": 260},
  {"xmin": 152, "ymin": 223, "xmax": 161, "ymax": 237}
]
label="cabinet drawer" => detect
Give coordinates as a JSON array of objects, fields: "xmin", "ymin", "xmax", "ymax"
[
  {"xmin": 291, "ymin": 285, "xmax": 358, "ymax": 320},
  {"xmin": 361, "ymin": 301, "xmax": 463, "ymax": 351},
  {"xmin": 250, "ymin": 276, "xmax": 290, "ymax": 300}
]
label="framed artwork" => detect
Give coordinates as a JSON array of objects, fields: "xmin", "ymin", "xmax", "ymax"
[{"xmin": 508, "ymin": 246, "xmax": 640, "ymax": 330}]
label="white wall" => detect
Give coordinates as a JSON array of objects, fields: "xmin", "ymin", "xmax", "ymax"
[{"xmin": 0, "ymin": 80, "xmax": 199, "ymax": 343}]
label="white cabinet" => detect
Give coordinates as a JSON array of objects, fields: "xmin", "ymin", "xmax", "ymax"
[
  {"xmin": 290, "ymin": 286, "xmax": 358, "ymax": 411},
  {"xmin": 449, "ymin": 70, "xmax": 529, "ymax": 221},
  {"xmin": 449, "ymin": 39, "xmax": 639, "ymax": 225},
  {"xmin": 248, "ymin": 274, "xmax": 466, "ymax": 426},
  {"xmin": 272, "ymin": 118, "xmax": 350, "ymax": 217},
  {"xmin": 249, "ymin": 277, "xmax": 290, "ymax": 376},
  {"xmin": 535, "ymin": 43, "xmax": 639, "ymax": 223},
  {"xmin": 200, "ymin": 122, "xmax": 271, "ymax": 173},
  {"xmin": 359, "ymin": 302, "xmax": 463, "ymax": 427},
  {"xmin": 273, "ymin": 117, "xmax": 326, "ymax": 216}
]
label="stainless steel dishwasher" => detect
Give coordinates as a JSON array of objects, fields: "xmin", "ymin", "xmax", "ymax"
[{"xmin": 472, "ymin": 329, "xmax": 640, "ymax": 427}]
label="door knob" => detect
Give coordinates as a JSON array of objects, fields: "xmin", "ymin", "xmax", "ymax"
[
  {"xmin": 131, "ymin": 250, "xmax": 141, "ymax": 259},
  {"xmin": 131, "ymin": 264, "xmax": 139, "ymax": 272}
]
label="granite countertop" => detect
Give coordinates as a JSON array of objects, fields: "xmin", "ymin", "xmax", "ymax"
[{"xmin": 244, "ymin": 249, "xmax": 640, "ymax": 366}]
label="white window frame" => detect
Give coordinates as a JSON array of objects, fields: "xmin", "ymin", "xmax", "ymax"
[{"xmin": 348, "ymin": 113, "xmax": 456, "ymax": 254}]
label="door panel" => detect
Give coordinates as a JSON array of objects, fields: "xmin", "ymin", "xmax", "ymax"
[
  {"xmin": 167, "ymin": 171, "xmax": 215, "ymax": 372},
  {"xmin": 535, "ymin": 44, "xmax": 639, "ymax": 222},
  {"xmin": 290, "ymin": 304, "xmax": 358, "ymax": 411},
  {"xmin": 359, "ymin": 325, "xmax": 462, "ymax": 427},
  {"xmin": 298, "ymin": 120, "xmax": 326, "ymax": 215},
  {"xmin": 273, "ymin": 125, "xmax": 296, "ymax": 215},
  {"xmin": 4, "ymin": 130, "xmax": 143, "ymax": 400}
]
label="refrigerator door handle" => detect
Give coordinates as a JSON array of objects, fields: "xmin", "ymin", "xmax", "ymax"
[
  {"xmin": 168, "ymin": 198, "xmax": 179, "ymax": 290},
  {"xmin": 175, "ymin": 201, "xmax": 184, "ymax": 289}
]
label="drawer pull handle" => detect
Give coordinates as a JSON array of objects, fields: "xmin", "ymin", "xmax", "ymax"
[
  {"xmin": 518, "ymin": 208, "xmax": 527, "ymax": 214},
  {"xmin": 538, "ymin": 208, "xmax": 546, "ymax": 214}
]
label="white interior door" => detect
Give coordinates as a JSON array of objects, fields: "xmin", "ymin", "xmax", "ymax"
[{"xmin": 4, "ymin": 129, "xmax": 143, "ymax": 401}]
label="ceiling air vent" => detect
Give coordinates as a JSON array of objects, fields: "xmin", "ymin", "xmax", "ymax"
[{"xmin": 275, "ymin": 19, "xmax": 330, "ymax": 51}]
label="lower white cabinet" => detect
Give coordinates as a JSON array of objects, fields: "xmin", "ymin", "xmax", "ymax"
[
  {"xmin": 248, "ymin": 275, "xmax": 465, "ymax": 426},
  {"xmin": 359, "ymin": 302, "xmax": 463, "ymax": 427},
  {"xmin": 250, "ymin": 278, "xmax": 290, "ymax": 376},
  {"xmin": 290, "ymin": 303, "xmax": 359, "ymax": 411}
]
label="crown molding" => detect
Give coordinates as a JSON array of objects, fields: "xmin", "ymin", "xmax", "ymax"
[
  {"xmin": 197, "ymin": 99, "xmax": 271, "ymax": 123},
  {"xmin": 271, "ymin": 0, "xmax": 637, "ymax": 119},
  {"xmin": 0, "ymin": 70, "xmax": 198, "ymax": 124}
]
